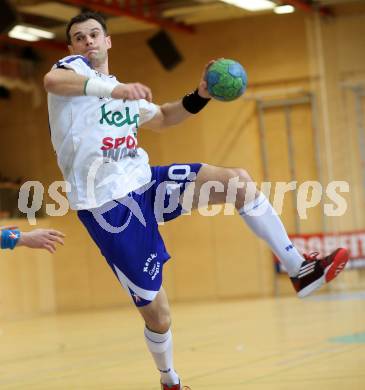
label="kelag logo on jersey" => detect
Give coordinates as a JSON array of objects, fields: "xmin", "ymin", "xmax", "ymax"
[
  {"xmin": 99, "ymin": 103, "xmax": 139, "ymax": 161},
  {"xmin": 99, "ymin": 104, "xmax": 139, "ymax": 128}
]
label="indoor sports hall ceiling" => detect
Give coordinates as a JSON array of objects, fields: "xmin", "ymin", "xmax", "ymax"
[{"xmin": 2, "ymin": 0, "xmax": 365, "ymax": 47}]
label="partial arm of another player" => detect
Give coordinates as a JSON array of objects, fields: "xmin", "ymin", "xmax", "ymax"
[
  {"xmin": 1, "ymin": 226, "xmax": 65, "ymax": 254},
  {"xmin": 142, "ymin": 61, "xmax": 213, "ymax": 132},
  {"xmin": 43, "ymin": 68, "xmax": 152, "ymax": 101}
]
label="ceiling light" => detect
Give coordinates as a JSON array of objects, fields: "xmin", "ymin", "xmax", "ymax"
[
  {"xmin": 8, "ymin": 29, "xmax": 39, "ymax": 42},
  {"xmin": 24, "ymin": 26, "xmax": 55, "ymax": 39},
  {"xmin": 8, "ymin": 25, "xmax": 55, "ymax": 42},
  {"xmin": 274, "ymin": 5, "xmax": 295, "ymax": 14},
  {"xmin": 221, "ymin": 0, "xmax": 276, "ymax": 12}
]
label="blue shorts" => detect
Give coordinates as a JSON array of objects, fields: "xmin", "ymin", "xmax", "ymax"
[{"xmin": 78, "ymin": 163, "xmax": 202, "ymax": 307}]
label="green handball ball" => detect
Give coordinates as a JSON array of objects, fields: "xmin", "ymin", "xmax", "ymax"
[{"xmin": 206, "ymin": 59, "xmax": 247, "ymax": 102}]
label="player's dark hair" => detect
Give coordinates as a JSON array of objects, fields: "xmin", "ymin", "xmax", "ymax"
[{"xmin": 66, "ymin": 11, "xmax": 107, "ymax": 44}]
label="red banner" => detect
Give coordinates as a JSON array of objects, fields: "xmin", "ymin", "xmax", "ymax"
[{"xmin": 275, "ymin": 230, "xmax": 365, "ymax": 273}]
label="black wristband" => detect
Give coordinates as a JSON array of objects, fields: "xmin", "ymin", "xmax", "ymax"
[{"xmin": 182, "ymin": 88, "xmax": 211, "ymax": 114}]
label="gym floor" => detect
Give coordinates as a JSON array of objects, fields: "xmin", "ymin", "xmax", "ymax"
[{"xmin": 0, "ymin": 291, "xmax": 364, "ymax": 389}]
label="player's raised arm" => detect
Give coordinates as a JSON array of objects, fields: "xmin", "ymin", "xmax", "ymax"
[
  {"xmin": 44, "ymin": 68, "xmax": 152, "ymax": 101},
  {"xmin": 142, "ymin": 61, "xmax": 213, "ymax": 131},
  {"xmin": 44, "ymin": 68, "xmax": 87, "ymax": 96}
]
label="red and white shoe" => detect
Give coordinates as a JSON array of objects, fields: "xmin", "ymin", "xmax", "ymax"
[
  {"xmin": 290, "ymin": 248, "xmax": 349, "ymax": 298},
  {"xmin": 161, "ymin": 381, "xmax": 191, "ymax": 390}
]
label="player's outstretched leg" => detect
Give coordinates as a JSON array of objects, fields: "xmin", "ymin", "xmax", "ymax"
[
  {"xmin": 189, "ymin": 164, "xmax": 349, "ymax": 297},
  {"xmin": 138, "ymin": 288, "xmax": 191, "ymax": 390}
]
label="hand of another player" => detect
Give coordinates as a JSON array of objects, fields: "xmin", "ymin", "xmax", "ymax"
[
  {"xmin": 18, "ymin": 229, "xmax": 65, "ymax": 254},
  {"xmin": 112, "ymin": 83, "xmax": 152, "ymax": 102},
  {"xmin": 197, "ymin": 60, "xmax": 216, "ymax": 99}
]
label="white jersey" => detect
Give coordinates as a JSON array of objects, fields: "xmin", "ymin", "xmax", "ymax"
[{"xmin": 48, "ymin": 55, "xmax": 158, "ymax": 210}]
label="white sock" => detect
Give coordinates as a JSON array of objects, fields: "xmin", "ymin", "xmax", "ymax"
[
  {"xmin": 144, "ymin": 327, "xmax": 180, "ymax": 386},
  {"xmin": 238, "ymin": 192, "xmax": 303, "ymax": 276}
]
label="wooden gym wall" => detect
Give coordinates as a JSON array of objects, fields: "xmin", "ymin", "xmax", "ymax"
[{"xmin": 0, "ymin": 10, "xmax": 365, "ymax": 318}]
